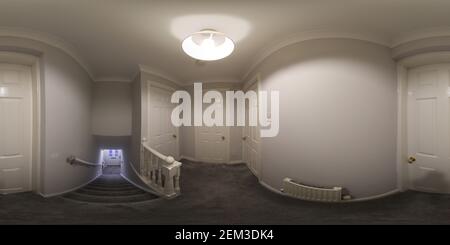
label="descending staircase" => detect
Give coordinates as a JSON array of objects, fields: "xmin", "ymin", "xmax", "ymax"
[
  {"xmin": 63, "ymin": 173, "xmax": 160, "ymax": 204},
  {"xmin": 65, "ymin": 144, "xmax": 183, "ymax": 201}
]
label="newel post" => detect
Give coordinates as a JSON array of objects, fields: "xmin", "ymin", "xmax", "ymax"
[{"xmin": 162, "ymin": 156, "xmax": 176, "ymax": 197}]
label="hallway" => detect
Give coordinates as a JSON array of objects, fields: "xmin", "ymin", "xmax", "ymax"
[{"xmin": 1, "ymin": 160, "xmax": 450, "ymax": 225}]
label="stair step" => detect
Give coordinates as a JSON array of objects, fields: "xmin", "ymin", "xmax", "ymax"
[
  {"xmin": 89, "ymin": 183, "xmax": 134, "ymax": 188},
  {"xmin": 63, "ymin": 174, "xmax": 159, "ymax": 204},
  {"xmin": 84, "ymin": 185, "xmax": 137, "ymax": 192},
  {"xmin": 64, "ymin": 192, "xmax": 157, "ymax": 204},
  {"xmin": 76, "ymin": 188, "xmax": 145, "ymax": 196}
]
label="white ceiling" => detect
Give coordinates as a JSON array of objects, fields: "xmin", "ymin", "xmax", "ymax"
[{"xmin": 1, "ymin": 0, "xmax": 450, "ymax": 84}]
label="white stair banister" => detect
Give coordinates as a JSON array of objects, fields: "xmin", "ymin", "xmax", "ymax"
[{"xmin": 140, "ymin": 143, "xmax": 182, "ymax": 198}]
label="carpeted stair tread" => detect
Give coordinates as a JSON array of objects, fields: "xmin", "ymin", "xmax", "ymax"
[
  {"xmin": 63, "ymin": 174, "xmax": 159, "ymax": 204},
  {"xmin": 76, "ymin": 188, "xmax": 146, "ymax": 196},
  {"xmin": 88, "ymin": 182, "xmax": 134, "ymax": 188},
  {"xmin": 83, "ymin": 185, "xmax": 138, "ymax": 192},
  {"xmin": 64, "ymin": 192, "xmax": 157, "ymax": 204}
]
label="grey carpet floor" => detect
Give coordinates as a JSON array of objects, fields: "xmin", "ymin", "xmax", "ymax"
[{"xmin": 1, "ymin": 160, "xmax": 450, "ymax": 224}]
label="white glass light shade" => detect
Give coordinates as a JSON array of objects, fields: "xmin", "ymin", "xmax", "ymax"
[{"xmin": 182, "ymin": 30, "xmax": 234, "ymax": 61}]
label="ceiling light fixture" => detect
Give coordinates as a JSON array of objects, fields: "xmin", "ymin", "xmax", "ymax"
[{"xmin": 182, "ymin": 29, "xmax": 235, "ymax": 61}]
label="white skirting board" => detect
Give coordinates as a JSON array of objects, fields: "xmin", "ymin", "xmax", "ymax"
[
  {"xmin": 344, "ymin": 189, "xmax": 401, "ymax": 202},
  {"xmin": 179, "ymin": 155, "xmax": 244, "ymax": 165},
  {"xmin": 179, "ymin": 155, "xmax": 196, "ymax": 162}
]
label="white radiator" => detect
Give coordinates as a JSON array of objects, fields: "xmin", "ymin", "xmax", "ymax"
[{"xmin": 282, "ymin": 178, "xmax": 343, "ymax": 202}]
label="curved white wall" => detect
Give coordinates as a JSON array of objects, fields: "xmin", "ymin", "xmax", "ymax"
[
  {"xmin": 0, "ymin": 37, "xmax": 97, "ymax": 196},
  {"xmin": 248, "ymin": 39, "xmax": 398, "ymax": 198}
]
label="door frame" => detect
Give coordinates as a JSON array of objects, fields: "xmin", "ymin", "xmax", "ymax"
[
  {"xmin": 396, "ymin": 51, "xmax": 450, "ymax": 192},
  {"xmin": 242, "ymin": 74, "xmax": 262, "ymax": 178},
  {"xmin": 144, "ymin": 80, "xmax": 180, "ymax": 160},
  {"xmin": 0, "ymin": 51, "xmax": 42, "ymax": 194}
]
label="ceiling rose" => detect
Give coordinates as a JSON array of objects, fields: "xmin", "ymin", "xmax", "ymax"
[{"xmin": 182, "ymin": 29, "xmax": 235, "ymax": 61}]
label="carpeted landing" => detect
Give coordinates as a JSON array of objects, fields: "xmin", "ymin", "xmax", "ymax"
[{"xmin": 2, "ymin": 160, "xmax": 450, "ymax": 224}]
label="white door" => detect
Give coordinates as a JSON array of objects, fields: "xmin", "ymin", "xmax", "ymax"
[
  {"xmin": 195, "ymin": 90, "xmax": 229, "ymax": 163},
  {"xmin": 243, "ymin": 82, "xmax": 261, "ymax": 177},
  {"xmin": 407, "ymin": 64, "xmax": 450, "ymax": 193},
  {"xmin": 148, "ymin": 84, "xmax": 178, "ymax": 158},
  {"xmin": 0, "ymin": 64, "xmax": 32, "ymax": 194},
  {"xmin": 196, "ymin": 126, "xmax": 228, "ymax": 163}
]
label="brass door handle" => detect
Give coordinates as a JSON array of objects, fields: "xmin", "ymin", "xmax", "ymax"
[{"xmin": 408, "ymin": 156, "xmax": 416, "ymax": 164}]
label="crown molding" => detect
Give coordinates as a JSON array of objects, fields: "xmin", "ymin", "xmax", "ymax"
[
  {"xmin": 391, "ymin": 27, "xmax": 450, "ymax": 48},
  {"xmin": 138, "ymin": 64, "xmax": 182, "ymax": 86},
  {"xmin": 0, "ymin": 27, "xmax": 95, "ymax": 80},
  {"xmin": 94, "ymin": 76, "xmax": 132, "ymax": 83},
  {"xmin": 240, "ymin": 30, "xmax": 391, "ymax": 81}
]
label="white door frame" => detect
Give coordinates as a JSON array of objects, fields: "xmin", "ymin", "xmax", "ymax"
[
  {"xmin": 242, "ymin": 74, "xmax": 262, "ymax": 178},
  {"xmin": 0, "ymin": 51, "xmax": 42, "ymax": 194},
  {"xmin": 396, "ymin": 51, "xmax": 450, "ymax": 192},
  {"xmin": 145, "ymin": 80, "xmax": 180, "ymax": 160}
]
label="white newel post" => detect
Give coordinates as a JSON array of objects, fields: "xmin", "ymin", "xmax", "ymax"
[
  {"xmin": 140, "ymin": 143, "xmax": 182, "ymax": 198},
  {"xmin": 162, "ymin": 156, "xmax": 176, "ymax": 197}
]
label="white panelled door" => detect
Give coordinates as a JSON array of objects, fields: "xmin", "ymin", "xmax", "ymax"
[
  {"xmin": 196, "ymin": 126, "xmax": 228, "ymax": 163},
  {"xmin": 195, "ymin": 90, "xmax": 229, "ymax": 163},
  {"xmin": 0, "ymin": 64, "xmax": 32, "ymax": 194},
  {"xmin": 407, "ymin": 65, "xmax": 450, "ymax": 193},
  {"xmin": 148, "ymin": 84, "xmax": 178, "ymax": 159},
  {"xmin": 243, "ymin": 82, "xmax": 261, "ymax": 178}
]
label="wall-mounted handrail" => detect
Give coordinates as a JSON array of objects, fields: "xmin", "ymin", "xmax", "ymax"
[
  {"xmin": 67, "ymin": 156, "xmax": 103, "ymax": 167},
  {"xmin": 140, "ymin": 143, "xmax": 182, "ymax": 198}
]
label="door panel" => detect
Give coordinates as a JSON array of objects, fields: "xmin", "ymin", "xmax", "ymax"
[
  {"xmin": 0, "ymin": 64, "xmax": 32, "ymax": 194},
  {"xmin": 196, "ymin": 125, "xmax": 228, "ymax": 163},
  {"xmin": 407, "ymin": 65, "xmax": 450, "ymax": 193},
  {"xmin": 148, "ymin": 85, "xmax": 178, "ymax": 158}
]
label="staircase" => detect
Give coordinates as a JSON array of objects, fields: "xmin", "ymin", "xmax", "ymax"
[{"xmin": 63, "ymin": 173, "xmax": 160, "ymax": 204}]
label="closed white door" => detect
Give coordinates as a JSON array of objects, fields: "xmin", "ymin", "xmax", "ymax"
[
  {"xmin": 407, "ymin": 64, "xmax": 450, "ymax": 193},
  {"xmin": 196, "ymin": 125, "xmax": 228, "ymax": 163},
  {"xmin": 148, "ymin": 85, "xmax": 178, "ymax": 158},
  {"xmin": 243, "ymin": 82, "xmax": 261, "ymax": 177},
  {"xmin": 0, "ymin": 64, "xmax": 32, "ymax": 194},
  {"xmin": 195, "ymin": 90, "xmax": 229, "ymax": 163}
]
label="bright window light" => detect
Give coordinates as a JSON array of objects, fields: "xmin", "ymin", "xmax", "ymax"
[{"xmin": 182, "ymin": 29, "xmax": 235, "ymax": 61}]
